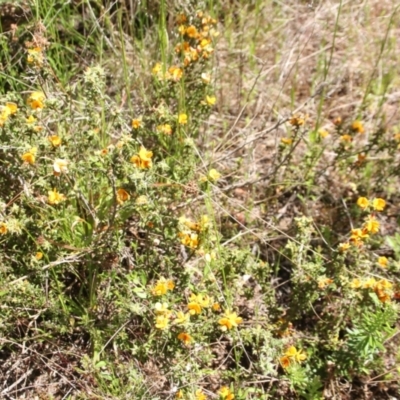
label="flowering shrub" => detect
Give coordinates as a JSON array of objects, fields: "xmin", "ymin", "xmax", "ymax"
[{"xmin": 0, "ymin": 2, "xmax": 400, "ymax": 399}]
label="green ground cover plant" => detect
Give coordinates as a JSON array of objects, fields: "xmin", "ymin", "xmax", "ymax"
[{"xmin": 0, "ymin": 0, "xmax": 400, "ymax": 399}]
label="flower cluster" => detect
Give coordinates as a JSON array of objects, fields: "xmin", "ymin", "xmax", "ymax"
[
  {"xmin": 280, "ymin": 346, "xmax": 307, "ymax": 369},
  {"xmin": 350, "ymin": 277, "xmax": 393, "ymax": 303},
  {"xmin": 339, "ymin": 197, "xmax": 386, "ymax": 250},
  {"xmin": 151, "ymin": 277, "xmax": 175, "ymax": 296},
  {"xmin": 175, "ymin": 11, "xmax": 218, "ymax": 65},
  {"xmin": 130, "ymin": 146, "xmax": 153, "ymax": 169},
  {"xmin": 0, "ymin": 102, "xmax": 18, "ymax": 126}
]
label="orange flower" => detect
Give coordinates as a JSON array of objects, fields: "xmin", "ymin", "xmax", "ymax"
[
  {"xmin": 116, "ymin": 188, "xmax": 130, "ymax": 204},
  {"xmin": 351, "ymin": 120, "xmax": 364, "ymax": 134},
  {"xmin": 177, "ymin": 332, "xmax": 192, "ymax": 344},
  {"xmin": 186, "ymin": 25, "xmax": 198, "ymax": 38},
  {"xmin": 289, "ymin": 114, "xmax": 305, "ymax": 127},
  {"xmin": 0, "ymin": 222, "xmax": 7, "ymax": 235},
  {"xmin": 279, "ymin": 355, "xmax": 291, "ymax": 369}
]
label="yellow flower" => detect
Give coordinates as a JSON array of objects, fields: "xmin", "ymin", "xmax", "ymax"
[
  {"xmin": 130, "ymin": 146, "xmax": 153, "ymax": 169},
  {"xmin": 206, "ymin": 95, "xmax": 216, "ymax": 106},
  {"xmin": 152, "ymin": 63, "xmax": 162, "ymax": 75},
  {"xmin": 362, "ymin": 277, "xmax": 377, "ymax": 289},
  {"xmin": 318, "ymin": 277, "xmax": 333, "ymax": 289},
  {"xmin": 357, "ymin": 197, "xmax": 369, "ymax": 210},
  {"xmin": 284, "ymin": 346, "xmax": 307, "ymax": 363},
  {"xmin": 116, "ymin": 188, "xmax": 130, "ymax": 205},
  {"xmin": 219, "ymin": 387, "xmax": 234, "ymax": 400},
  {"xmin": 131, "ymin": 117, "xmax": 142, "ymax": 129},
  {"xmin": 47, "ymin": 188, "xmax": 66, "ymax": 205},
  {"xmin": 201, "ymin": 73, "xmax": 211, "ymax": 84},
  {"xmin": 364, "ymin": 216, "xmax": 379, "ymax": 234},
  {"xmin": 35, "ymin": 252, "xmax": 43, "ymax": 260},
  {"xmin": 218, "ymin": 310, "xmax": 243, "ymax": 331},
  {"xmin": 372, "ymin": 198, "xmax": 386, "ymax": 211},
  {"xmin": 155, "ymin": 315, "xmax": 169, "ymax": 330},
  {"xmin": 26, "ymin": 115, "xmax": 37, "ymax": 124},
  {"xmin": 318, "ymin": 128, "xmax": 329, "ymax": 138},
  {"xmin": 0, "ymin": 222, "xmax": 8, "ymax": 235},
  {"xmin": 212, "ymin": 302, "xmax": 221, "ymax": 311},
  {"xmin": 3, "ymin": 102, "xmax": 18, "ymax": 116},
  {"xmin": 176, "ymin": 389, "xmax": 184, "ymax": 399},
  {"xmin": 340, "ymin": 134, "xmax": 352, "ymax": 143},
  {"xmin": 378, "ymin": 256, "xmax": 388, "ymax": 268},
  {"xmin": 151, "ymin": 277, "xmax": 174, "ymax": 296},
  {"xmin": 338, "ymin": 242, "xmax": 350, "ymax": 252},
  {"xmin": 157, "ymin": 124, "xmax": 172, "ymax": 135},
  {"xmin": 178, "ymin": 25, "xmax": 186, "ymax": 35},
  {"xmin": 179, "ymin": 232, "xmax": 199, "ymax": 248},
  {"xmin": 0, "ymin": 102, "xmax": 17, "ymax": 125},
  {"xmin": 178, "ymin": 113, "xmax": 188, "ymax": 125},
  {"xmin": 195, "ymin": 389, "xmax": 207, "ymax": 400},
  {"xmin": 281, "ymin": 137, "xmax": 293, "ymax": 145},
  {"xmin": 175, "ymin": 311, "xmax": 190, "ymax": 325},
  {"xmin": 27, "ymin": 47, "xmax": 43, "ymax": 66},
  {"xmin": 154, "ymin": 302, "xmax": 170, "ymax": 315},
  {"xmin": 48, "ymin": 135, "xmax": 62, "ymax": 147},
  {"xmin": 208, "ymin": 168, "xmax": 221, "ymax": 182},
  {"xmin": 53, "ymin": 159, "xmax": 69, "ymax": 176},
  {"xmin": 279, "ymin": 355, "xmax": 291, "ymax": 369},
  {"xmin": 187, "ymin": 301, "xmax": 202, "ymax": 315},
  {"xmin": 350, "ymin": 228, "xmax": 369, "ymax": 241},
  {"xmin": 135, "ymin": 195, "xmax": 148, "ymax": 205},
  {"xmin": 351, "ymin": 120, "xmax": 364, "ymax": 134},
  {"xmin": 27, "ymin": 92, "xmax": 45, "ymax": 110},
  {"xmin": 350, "ymin": 278, "xmax": 362, "ymax": 289},
  {"xmin": 177, "ymin": 332, "xmax": 192, "ymax": 344},
  {"xmin": 21, "ymin": 151, "xmax": 36, "ymax": 165}
]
